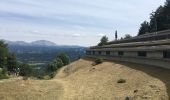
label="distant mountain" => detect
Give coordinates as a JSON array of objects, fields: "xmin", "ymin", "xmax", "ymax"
[
  {"xmin": 3, "ymin": 40, "xmax": 57, "ymax": 47},
  {"xmin": 3, "ymin": 40, "xmax": 29, "ymax": 46},
  {"xmin": 11, "ymin": 41, "xmax": 29, "ymax": 46},
  {"xmin": 3, "ymin": 40, "xmax": 85, "ymax": 48},
  {"xmin": 31, "ymin": 40, "xmax": 56, "ymax": 46}
]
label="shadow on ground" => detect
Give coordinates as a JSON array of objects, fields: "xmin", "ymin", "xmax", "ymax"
[
  {"xmin": 83, "ymin": 57, "xmax": 170, "ymax": 98},
  {"xmin": 115, "ymin": 61, "xmax": 170, "ymax": 99}
]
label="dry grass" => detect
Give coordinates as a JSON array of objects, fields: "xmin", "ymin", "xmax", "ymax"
[
  {"xmin": 0, "ymin": 58, "xmax": 170, "ymax": 100},
  {"xmin": 0, "ymin": 78, "xmax": 64, "ymax": 100}
]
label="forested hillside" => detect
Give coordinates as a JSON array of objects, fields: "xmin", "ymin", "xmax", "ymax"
[
  {"xmin": 8, "ymin": 45, "xmax": 86, "ymax": 63},
  {"xmin": 138, "ymin": 0, "xmax": 170, "ymax": 35}
]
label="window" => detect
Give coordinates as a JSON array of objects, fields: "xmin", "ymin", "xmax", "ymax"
[
  {"xmin": 163, "ymin": 51, "xmax": 170, "ymax": 58},
  {"xmin": 106, "ymin": 51, "xmax": 110, "ymax": 55},
  {"xmin": 98, "ymin": 51, "xmax": 101, "ymax": 55},
  {"xmin": 118, "ymin": 51, "xmax": 124, "ymax": 56},
  {"xmin": 93, "ymin": 51, "xmax": 95, "ymax": 55},
  {"xmin": 138, "ymin": 51, "xmax": 147, "ymax": 57},
  {"xmin": 86, "ymin": 51, "xmax": 91, "ymax": 55}
]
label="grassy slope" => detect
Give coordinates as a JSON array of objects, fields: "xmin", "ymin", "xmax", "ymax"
[{"xmin": 0, "ymin": 58, "xmax": 170, "ymax": 100}]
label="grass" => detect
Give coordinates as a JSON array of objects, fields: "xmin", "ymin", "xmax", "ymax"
[
  {"xmin": 94, "ymin": 58, "xmax": 103, "ymax": 65},
  {"xmin": 0, "ymin": 58, "xmax": 169, "ymax": 100},
  {"xmin": 117, "ymin": 79, "xmax": 126, "ymax": 83}
]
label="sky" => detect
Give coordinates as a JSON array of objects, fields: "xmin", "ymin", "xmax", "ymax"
[{"xmin": 0, "ymin": 0, "xmax": 166, "ymax": 46}]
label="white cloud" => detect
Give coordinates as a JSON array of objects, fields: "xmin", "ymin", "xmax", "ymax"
[
  {"xmin": 73, "ymin": 33, "xmax": 81, "ymax": 37},
  {"xmin": 0, "ymin": 0, "xmax": 166, "ymax": 46}
]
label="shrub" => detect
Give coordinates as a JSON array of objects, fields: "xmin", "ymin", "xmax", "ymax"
[
  {"xmin": 56, "ymin": 53, "xmax": 70, "ymax": 66},
  {"xmin": 0, "ymin": 68, "xmax": 8, "ymax": 79},
  {"xmin": 48, "ymin": 63, "xmax": 57, "ymax": 72},
  {"xmin": 22, "ymin": 76, "xmax": 28, "ymax": 80},
  {"xmin": 94, "ymin": 58, "xmax": 103, "ymax": 65},
  {"xmin": 117, "ymin": 79, "xmax": 126, "ymax": 83},
  {"xmin": 49, "ymin": 72, "xmax": 56, "ymax": 78},
  {"xmin": 19, "ymin": 64, "xmax": 32, "ymax": 76},
  {"xmin": 48, "ymin": 58, "xmax": 63, "ymax": 71}
]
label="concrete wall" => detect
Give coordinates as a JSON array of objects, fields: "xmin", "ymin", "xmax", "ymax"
[
  {"xmin": 86, "ymin": 50, "xmax": 170, "ymax": 69},
  {"xmin": 87, "ymin": 55, "xmax": 170, "ymax": 69},
  {"xmin": 147, "ymin": 51, "xmax": 163, "ymax": 58},
  {"xmin": 101, "ymin": 51, "xmax": 106, "ymax": 56},
  {"xmin": 124, "ymin": 51, "xmax": 137, "ymax": 57}
]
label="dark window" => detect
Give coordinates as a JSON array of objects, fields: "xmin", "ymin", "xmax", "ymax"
[
  {"xmin": 86, "ymin": 51, "xmax": 91, "ymax": 55},
  {"xmin": 138, "ymin": 51, "xmax": 147, "ymax": 57},
  {"xmin": 93, "ymin": 51, "xmax": 95, "ymax": 55},
  {"xmin": 106, "ymin": 51, "xmax": 110, "ymax": 55},
  {"xmin": 118, "ymin": 51, "xmax": 124, "ymax": 56},
  {"xmin": 98, "ymin": 51, "xmax": 101, "ymax": 55},
  {"xmin": 163, "ymin": 51, "xmax": 170, "ymax": 58}
]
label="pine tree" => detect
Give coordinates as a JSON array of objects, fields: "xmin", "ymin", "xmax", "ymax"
[
  {"xmin": 98, "ymin": 36, "xmax": 109, "ymax": 46},
  {"xmin": 138, "ymin": 21, "xmax": 150, "ymax": 35},
  {"xmin": 138, "ymin": 1, "xmax": 170, "ymax": 35}
]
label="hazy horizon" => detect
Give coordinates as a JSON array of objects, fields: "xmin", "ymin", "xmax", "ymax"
[{"xmin": 0, "ymin": 0, "xmax": 165, "ymax": 46}]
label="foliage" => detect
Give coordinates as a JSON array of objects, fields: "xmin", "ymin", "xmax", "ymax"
[
  {"xmin": 117, "ymin": 79, "xmax": 126, "ymax": 83},
  {"xmin": 6, "ymin": 53, "xmax": 18, "ymax": 72},
  {"xmin": 94, "ymin": 58, "xmax": 103, "ymax": 65},
  {"xmin": 115, "ymin": 30, "xmax": 118, "ymax": 40},
  {"xmin": 22, "ymin": 76, "xmax": 28, "ymax": 80},
  {"xmin": 48, "ymin": 58, "xmax": 63, "ymax": 71},
  {"xmin": 138, "ymin": 1, "xmax": 170, "ymax": 35},
  {"xmin": 19, "ymin": 63, "xmax": 32, "ymax": 76},
  {"xmin": 0, "ymin": 41, "xmax": 8, "ymax": 68},
  {"xmin": 56, "ymin": 53, "xmax": 70, "ymax": 66},
  {"xmin": 138, "ymin": 21, "xmax": 150, "ymax": 35},
  {"xmin": 123, "ymin": 34, "xmax": 132, "ymax": 39},
  {"xmin": 0, "ymin": 41, "xmax": 18, "ymax": 79},
  {"xmin": 49, "ymin": 72, "xmax": 56, "ymax": 78},
  {"xmin": 98, "ymin": 36, "xmax": 109, "ymax": 46},
  {"xmin": 0, "ymin": 68, "xmax": 8, "ymax": 79}
]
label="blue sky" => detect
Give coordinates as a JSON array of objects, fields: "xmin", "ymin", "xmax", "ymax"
[{"xmin": 0, "ymin": 0, "xmax": 165, "ymax": 46}]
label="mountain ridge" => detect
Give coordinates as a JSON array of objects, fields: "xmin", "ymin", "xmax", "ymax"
[{"xmin": 2, "ymin": 40, "xmax": 84, "ymax": 47}]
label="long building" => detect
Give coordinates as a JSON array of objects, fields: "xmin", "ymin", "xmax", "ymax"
[{"xmin": 86, "ymin": 30, "xmax": 170, "ymax": 69}]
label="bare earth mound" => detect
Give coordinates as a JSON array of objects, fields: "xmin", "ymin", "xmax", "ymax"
[{"xmin": 0, "ymin": 58, "xmax": 170, "ymax": 100}]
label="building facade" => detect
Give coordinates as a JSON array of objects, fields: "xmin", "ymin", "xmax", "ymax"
[{"xmin": 86, "ymin": 30, "xmax": 170, "ymax": 69}]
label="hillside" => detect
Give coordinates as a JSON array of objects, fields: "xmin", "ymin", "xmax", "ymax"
[
  {"xmin": 8, "ymin": 44, "xmax": 85, "ymax": 63},
  {"xmin": 0, "ymin": 58, "xmax": 170, "ymax": 100}
]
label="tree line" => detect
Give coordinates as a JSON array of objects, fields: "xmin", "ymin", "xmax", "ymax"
[
  {"xmin": 138, "ymin": 0, "xmax": 170, "ymax": 35},
  {"xmin": 98, "ymin": 34, "xmax": 132, "ymax": 46}
]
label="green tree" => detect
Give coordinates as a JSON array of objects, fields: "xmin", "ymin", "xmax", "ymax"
[
  {"xmin": 138, "ymin": 21, "xmax": 150, "ymax": 35},
  {"xmin": 6, "ymin": 53, "xmax": 18, "ymax": 71},
  {"xmin": 19, "ymin": 63, "xmax": 32, "ymax": 76},
  {"xmin": 98, "ymin": 36, "xmax": 109, "ymax": 46},
  {"xmin": 56, "ymin": 53, "xmax": 70, "ymax": 66},
  {"xmin": 48, "ymin": 58, "xmax": 63, "ymax": 71},
  {"xmin": 124, "ymin": 34, "xmax": 132, "ymax": 39},
  {"xmin": 138, "ymin": 1, "xmax": 170, "ymax": 35},
  {"xmin": 0, "ymin": 41, "xmax": 8, "ymax": 68}
]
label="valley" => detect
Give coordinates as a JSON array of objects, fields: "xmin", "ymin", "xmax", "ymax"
[{"xmin": 7, "ymin": 40, "xmax": 86, "ymax": 63}]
